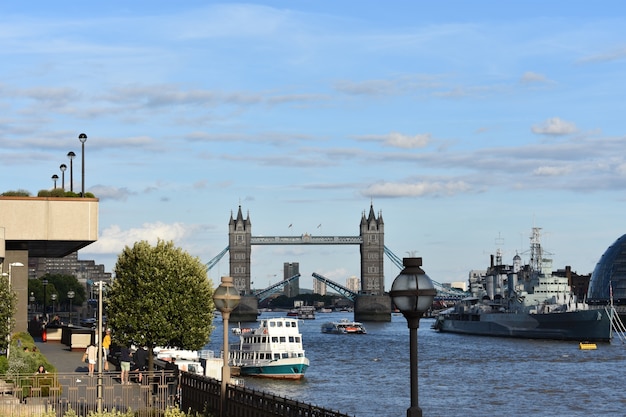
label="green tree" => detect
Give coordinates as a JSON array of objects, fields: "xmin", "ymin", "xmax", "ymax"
[
  {"xmin": 29, "ymin": 274, "xmax": 86, "ymax": 312},
  {"xmin": 0, "ymin": 274, "xmax": 17, "ymax": 353},
  {"xmin": 107, "ymin": 240, "xmax": 215, "ymax": 370}
]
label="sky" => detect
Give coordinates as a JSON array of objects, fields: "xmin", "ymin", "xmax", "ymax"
[{"xmin": 2, "ymin": 1, "xmax": 626, "ymax": 291}]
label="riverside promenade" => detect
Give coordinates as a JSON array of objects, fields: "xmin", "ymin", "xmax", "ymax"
[{"xmin": 34, "ymin": 337, "xmax": 91, "ymax": 374}]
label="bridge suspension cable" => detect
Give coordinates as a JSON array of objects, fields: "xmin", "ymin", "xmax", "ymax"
[
  {"xmin": 206, "ymin": 246, "xmax": 229, "ymax": 271},
  {"xmin": 253, "ymin": 274, "xmax": 301, "ymax": 302},
  {"xmin": 311, "ymin": 272, "xmax": 358, "ymax": 301}
]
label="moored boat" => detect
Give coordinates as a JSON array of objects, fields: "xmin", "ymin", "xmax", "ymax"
[
  {"xmin": 230, "ymin": 317, "xmax": 309, "ymax": 379},
  {"xmin": 321, "ymin": 318, "xmax": 367, "ymax": 334},
  {"xmin": 433, "ymin": 227, "xmax": 613, "ymax": 342}
]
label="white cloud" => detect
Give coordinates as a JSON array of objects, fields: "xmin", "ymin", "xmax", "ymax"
[
  {"xmin": 363, "ymin": 180, "xmax": 471, "ymax": 198},
  {"xmin": 532, "ymin": 166, "xmax": 572, "ymax": 176},
  {"xmin": 531, "ymin": 117, "xmax": 578, "ymax": 136},
  {"xmin": 520, "ymin": 71, "xmax": 551, "ymax": 84},
  {"xmin": 85, "ymin": 222, "xmax": 196, "ymax": 254},
  {"xmin": 356, "ymin": 132, "xmax": 431, "ymax": 149}
]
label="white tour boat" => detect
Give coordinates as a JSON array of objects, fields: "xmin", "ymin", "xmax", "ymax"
[{"xmin": 230, "ymin": 317, "xmax": 309, "ymax": 379}]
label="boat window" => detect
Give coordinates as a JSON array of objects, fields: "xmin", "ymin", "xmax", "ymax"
[
  {"xmin": 270, "ymin": 321, "xmax": 276, "ymax": 327},
  {"xmin": 289, "ymin": 336, "xmax": 295, "ymax": 342},
  {"xmin": 274, "ymin": 354, "xmax": 280, "ymax": 360},
  {"xmin": 280, "ymin": 337, "xmax": 286, "ymax": 343},
  {"xmin": 295, "ymin": 337, "xmax": 300, "ymax": 343},
  {"xmin": 277, "ymin": 321, "xmax": 283, "ymax": 327},
  {"xmin": 272, "ymin": 337, "xmax": 279, "ymax": 343}
]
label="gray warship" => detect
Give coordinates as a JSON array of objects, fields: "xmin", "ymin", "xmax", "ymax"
[{"xmin": 433, "ymin": 227, "xmax": 612, "ymax": 342}]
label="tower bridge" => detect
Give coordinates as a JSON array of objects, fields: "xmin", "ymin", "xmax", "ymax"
[{"xmin": 207, "ymin": 204, "xmax": 467, "ymax": 321}]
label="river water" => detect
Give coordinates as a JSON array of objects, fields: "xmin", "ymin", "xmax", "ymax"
[{"xmin": 205, "ymin": 311, "xmax": 626, "ymax": 417}]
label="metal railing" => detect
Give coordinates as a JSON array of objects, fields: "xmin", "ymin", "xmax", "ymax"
[
  {"xmin": 0, "ymin": 371, "xmax": 179, "ymax": 417},
  {"xmin": 181, "ymin": 372, "xmax": 353, "ymax": 417}
]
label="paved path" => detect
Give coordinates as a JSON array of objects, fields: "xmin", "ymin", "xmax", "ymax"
[{"xmin": 34, "ymin": 338, "xmax": 94, "ymax": 374}]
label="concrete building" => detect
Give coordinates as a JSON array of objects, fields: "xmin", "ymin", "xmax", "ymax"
[{"xmin": 1, "ymin": 196, "xmax": 98, "ymax": 332}]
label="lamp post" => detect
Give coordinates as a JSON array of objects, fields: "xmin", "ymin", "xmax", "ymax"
[
  {"xmin": 95, "ymin": 280, "xmax": 104, "ymax": 412},
  {"xmin": 67, "ymin": 151, "xmax": 76, "ymax": 192},
  {"xmin": 6, "ymin": 262, "xmax": 24, "ymax": 359},
  {"xmin": 42, "ymin": 279, "xmax": 48, "ymax": 319},
  {"xmin": 51, "ymin": 174, "xmax": 59, "ymax": 189},
  {"xmin": 389, "ymin": 258, "xmax": 436, "ymax": 417},
  {"xmin": 29, "ymin": 292, "xmax": 35, "ymax": 319},
  {"xmin": 212, "ymin": 276, "xmax": 241, "ymax": 417},
  {"xmin": 60, "ymin": 164, "xmax": 67, "ymax": 190},
  {"xmin": 51, "ymin": 294, "xmax": 57, "ymax": 316},
  {"xmin": 79, "ymin": 133, "xmax": 87, "ymax": 197},
  {"xmin": 67, "ymin": 291, "xmax": 75, "ymax": 325}
]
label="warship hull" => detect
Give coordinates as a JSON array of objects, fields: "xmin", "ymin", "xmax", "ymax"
[{"xmin": 434, "ymin": 308, "xmax": 612, "ymax": 342}]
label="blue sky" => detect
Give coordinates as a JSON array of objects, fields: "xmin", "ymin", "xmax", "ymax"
[{"xmin": 2, "ymin": 1, "xmax": 626, "ymax": 291}]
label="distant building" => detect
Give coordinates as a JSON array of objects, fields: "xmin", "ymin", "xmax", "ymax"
[
  {"xmin": 28, "ymin": 251, "xmax": 112, "ymax": 296},
  {"xmin": 346, "ymin": 275, "xmax": 360, "ymax": 292},
  {"xmin": 283, "ymin": 262, "xmax": 299, "ymax": 297},
  {"xmin": 588, "ymin": 234, "xmax": 626, "ymax": 305},
  {"xmin": 313, "ymin": 278, "xmax": 327, "ymax": 295},
  {"xmin": 450, "ymin": 281, "xmax": 468, "ymax": 292}
]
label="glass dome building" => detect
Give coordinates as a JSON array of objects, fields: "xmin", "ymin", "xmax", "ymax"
[{"xmin": 588, "ymin": 234, "xmax": 626, "ymax": 305}]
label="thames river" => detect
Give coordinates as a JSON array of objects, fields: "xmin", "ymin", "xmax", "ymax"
[{"xmin": 205, "ymin": 311, "xmax": 626, "ymax": 417}]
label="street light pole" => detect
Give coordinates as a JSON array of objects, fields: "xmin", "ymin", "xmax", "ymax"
[
  {"xmin": 60, "ymin": 164, "xmax": 67, "ymax": 190},
  {"xmin": 67, "ymin": 151, "xmax": 76, "ymax": 192},
  {"xmin": 96, "ymin": 280, "xmax": 104, "ymax": 412},
  {"xmin": 51, "ymin": 174, "xmax": 59, "ymax": 189},
  {"xmin": 67, "ymin": 291, "xmax": 75, "ymax": 325},
  {"xmin": 42, "ymin": 279, "xmax": 48, "ymax": 320},
  {"xmin": 212, "ymin": 277, "xmax": 241, "ymax": 417},
  {"xmin": 51, "ymin": 294, "xmax": 57, "ymax": 316},
  {"xmin": 389, "ymin": 258, "xmax": 436, "ymax": 417},
  {"xmin": 79, "ymin": 133, "xmax": 87, "ymax": 197}
]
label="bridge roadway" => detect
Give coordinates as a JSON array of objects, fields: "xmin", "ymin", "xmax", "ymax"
[{"xmin": 250, "ymin": 235, "xmax": 362, "ymax": 245}]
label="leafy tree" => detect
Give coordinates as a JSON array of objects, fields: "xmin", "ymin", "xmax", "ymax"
[
  {"xmin": 29, "ymin": 274, "xmax": 86, "ymax": 311},
  {"xmin": 0, "ymin": 274, "xmax": 17, "ymax": 353},
  {"xmin": 107, "ymin": 240, "xmax": 215, "ymax": 370}
]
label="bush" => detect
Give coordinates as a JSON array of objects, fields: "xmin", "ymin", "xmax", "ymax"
[
  {"xmin": 37, "ymin": 190, "xmax": 51, "ymax": 197},
  {"xmin": 1, "ymin": 189, "xmax": 31, "ymax": 196}
]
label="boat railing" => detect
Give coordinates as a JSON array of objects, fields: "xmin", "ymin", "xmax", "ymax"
[{"xmin": 606, "ymin": 306, "xmax": 626, "ymax": 344}]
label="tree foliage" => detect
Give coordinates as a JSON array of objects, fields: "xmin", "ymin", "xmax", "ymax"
[
  {"xmin": 107, "ymin": 240, "xmax": 215, "ymax": 364},
  {"xmin": 28, "ymin": 274, "xmax": 87, "ymax": 310},
  {"xmin": 0, "ymin": 275, "xmax": 17, "ymax": 351}
]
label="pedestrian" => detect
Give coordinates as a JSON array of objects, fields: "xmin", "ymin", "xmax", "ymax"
[
  {"xmin": 165, "ymin": 358, "xmax": 180, "ymax": 404},
  {"xmin": 133, "ymin": 346, "xmax": 148, "ymax": 383},
  {"xmin": 35, "ymin": 365, "xmax": 48, "ymax": 374},
  {"xmin": 102, "ymin": 329, "xmax": 111, "ymax": 371},
  {"xmin": 85, "ymin": 344, "xmax": 97, "ymax": 376},
  {"xmin": 119, "ymin": 345, "xmax": 132, "ymax": 384}
]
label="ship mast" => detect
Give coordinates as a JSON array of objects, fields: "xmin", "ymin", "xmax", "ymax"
[{"xmin": 529, "ymin": 227, "xmax": 542, "ymax": 273}]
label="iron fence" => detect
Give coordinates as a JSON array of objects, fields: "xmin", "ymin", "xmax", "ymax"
[{"xmin": 0, "ymin": 370, "xmax": 178, "ymax": 417}]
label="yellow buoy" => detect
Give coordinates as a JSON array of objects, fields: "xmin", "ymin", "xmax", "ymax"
[{"xmin": 579, "ymin": 342, "xmax": 597, "ymax": 350}]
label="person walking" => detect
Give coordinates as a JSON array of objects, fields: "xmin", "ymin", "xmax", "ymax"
[
  {"xmin": 102, "ymin": 329, "xmax": 111, "ymax": 371},
  {"xmin": 85, "ymin": 344, "xmax": 97, "ymax": 376},
  {"xmin": 119, "ymin": 345, "xmax": 132, "ymax": 384}
]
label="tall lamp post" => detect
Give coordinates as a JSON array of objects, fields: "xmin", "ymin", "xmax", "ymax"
[
  {"xmin": 51, "ymin": 294, "xmax": 57, "ymax": 316},
  {"xmin": 212, "ymin": 276, "xmax": 241, "ymax": 417},
  {"xmin": 79, "ymin": 133, "xmax": 87, "ymax": 197},
  {"xmin": 95, "ymin": 280, "xmax": 104, "ymax": 412},
  {"xmin": 51, "ymin": 174, "xmax": 59, "ymax": 189},
  {"xmin": 67, "ymin": 151, "xmax": 76, "ymax": 192},
  {"xmin": 67, "ymin": 291, "xmax": 75, "ymax": 325},
  {"xmin": 60, "ymin": 164, "xmax": 67, "ymax": 190},
  {"xmin": 6, "ymin": 262, "xmax": 24, "ymax": 359},
  {"xmin": 42, "ymin": 279, "xmax": 48, "ymax": 320},
  {"xmin": 389, "ymin": 258, "xmax": 436, "ymax": 417},
  {"xmin": 29, "ymin": 292, "xmax": 35, "ymax": 319}
]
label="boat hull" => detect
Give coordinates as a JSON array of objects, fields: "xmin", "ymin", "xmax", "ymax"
[
  {"xmin": 434, "ymin": 308, "xmax": 612, "ymax": 342},
  {"xmin": 238, "ymin": 359, "xmax": 309, "ymax": 379}
]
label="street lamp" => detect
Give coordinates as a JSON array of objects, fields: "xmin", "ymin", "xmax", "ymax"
[
  {"xmin": 67, "ymin": 151, "xmax": 76, "ymax": 192},
  {"xmin": 51, "ymin": 174, "xmax": 59, "ymax": 189},
  {"xmin": 29, "ymin": 292, "xmax": 35, "ymax": 319},
  {"xmin": 6, "ymin": 262, "xmax": 24, "ymax": 359},
  {"xmin": 42, "ymin": 279, "xmax": 48, "ymax": 320},
  {"xmin": 67, "ymin": 291, "xmax": 75, "ymax": 325},
  {"xmin": 95, "ymin": 280, "xmax": 104, "ymax": 412},
  {"xmin": 212, "ymin": 276, "xmax": 241, "ymax": 417},
  {"xmin": 79, "ymin": 133, "xmax": 87, "ymax": 197},
  {"xmin": 60, "ymin": 164, "xmax": 67, "ymax": 190},
  {"xmin": 51, "ymin": 294, "xmax": 57, "ymax": 316},
  {"xmin": 389, "ymin": 258, "xmax": 436, "ymax": 417}
]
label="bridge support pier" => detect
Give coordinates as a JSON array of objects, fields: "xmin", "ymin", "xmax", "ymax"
[
  {"xmin": 231, "ymin": 296, "xmax": 259, "ymax": 322},
  {"xmin": 354, "ymin": 294, "xmax": 391, "ymax": 322}
]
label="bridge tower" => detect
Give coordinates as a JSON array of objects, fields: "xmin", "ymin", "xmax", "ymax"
[
  {"xmin": 359, "ymin": 204, "xmax": 385, "ymax": 295},
  {"xmin": 228, "ymin": 205, "xmax": 251, "ymax": 294}
]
